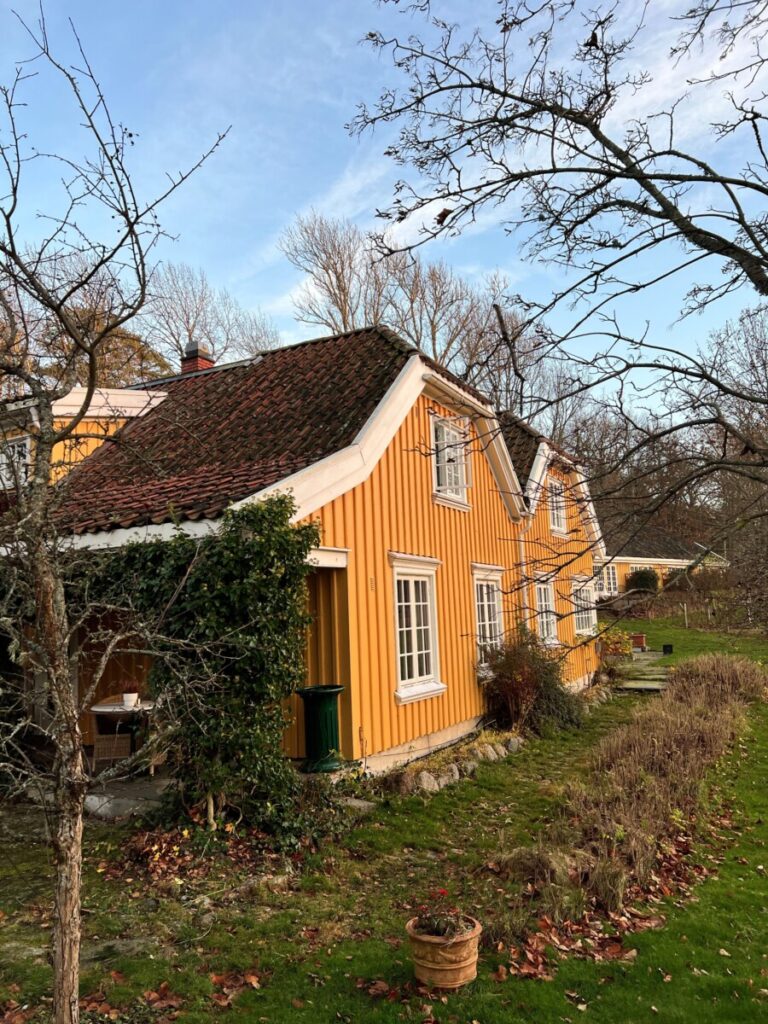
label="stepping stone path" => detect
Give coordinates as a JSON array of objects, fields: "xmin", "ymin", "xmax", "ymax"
[{"xmin": 614, "ymin": 650, "xmax": 670, "ymax": 694}]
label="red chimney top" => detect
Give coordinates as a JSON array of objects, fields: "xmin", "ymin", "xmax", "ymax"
[{"xmin": 181, "ymin": 343, "xmax": 215, "ymax": 374}]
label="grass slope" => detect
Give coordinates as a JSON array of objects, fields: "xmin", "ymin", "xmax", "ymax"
[
  {"xmin": 633, "ymin": 618, "xmax": 768, "ymax": 666},
  {"xmin": 2, "ymin": 640, "xmax": 768, "ymax": 1021}
]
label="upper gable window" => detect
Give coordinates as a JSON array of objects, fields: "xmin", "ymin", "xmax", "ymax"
[
  {"xmin": 548, "ymin": 478, "xmax": 566, "ymax": 532},
  {"xmin": 0, "ymin": 436, "xmax": 30, "ymax": 490},
  {"xmin": 433, "ymin": 416, "xmax": 469, "ymax": 505}
]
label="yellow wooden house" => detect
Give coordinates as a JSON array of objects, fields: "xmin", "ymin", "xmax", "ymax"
[{"xmin": 33, "ymin": 327, "xmax": 604, "ymax": 771}]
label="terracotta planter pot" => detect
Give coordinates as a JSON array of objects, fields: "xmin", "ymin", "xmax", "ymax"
[{"xmin": 405, "ymin": 916, "xmax": 482, "ymax": 989}]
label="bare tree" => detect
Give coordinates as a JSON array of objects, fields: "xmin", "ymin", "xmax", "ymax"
[
  {"xmin": 354, "ymin": 0, "xmax": 768, "ymax": 593},
  {"xmin": 0, "ymin": 14, "xmax": 225, "ymax": 1022},
  {"xmin": 139, "ymin": 261, "xmax": 279, "ymax": 364},
  {"xmin": 280, "ymin": 211, "xmax": 577, "ymax": 416}
]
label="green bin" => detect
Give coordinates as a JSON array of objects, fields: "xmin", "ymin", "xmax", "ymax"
[{"xmin": 296, "ymin": 685, "xmax": 344, "ymax": 772}]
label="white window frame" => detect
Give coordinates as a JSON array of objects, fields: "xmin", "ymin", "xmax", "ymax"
[
  {"xmin": 534, "ymin": 578, "xmax": 559, "ymax": 645},
  {"xmin": 432, "ymin": 415, "xmax": 470, "ymax": 509},
  {"xmin": 389, "ymin": 552, "xmax": 446, "ymax": 705},
  {"xmin": 548, "ymin": 478, "xmax": 567, "ymax": 533},
  {"xmin": 572, "ymin": 578, "xmax": 598, "ymax": 635},
  {"xmin": 472, "ymin": 563, "xmax": 504, "ymax": 666},
  {"xmin": 0, "ymin": 435, "xmax": 30, "ymax": 490},
  {"xmin": 596, "ymin": 563, "xmax": 618, "ymax": 595}
]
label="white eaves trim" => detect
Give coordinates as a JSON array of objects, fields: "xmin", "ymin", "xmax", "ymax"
[
  {"xmin": 52, "ymin": 387, "xmax": 167, "ymax": 419},
  {"xmin": 595, "ymin": 555, "xmax": 692, "ymax": 568},
  {"xmin": 68, "ymin": 519, "xmax": 347, "ymax": 571},
  {"xmin": 238, "ymin": 355, "xmax": 526, "ymax": 524},
  {"xmin": 422, "ymin": 371, "xmax": 526, "ymax": 521},
  {"xmin": 524, "ymin": 440, "xmax": 606, "ymax": 557}
]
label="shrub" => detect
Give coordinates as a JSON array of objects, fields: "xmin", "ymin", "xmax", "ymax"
[
  {"xmin": 596, "ymin": 622, "xmax": 632, "ymax": 659},
  {"xmin": 99, "ymin": 497, "xmax": 320, "ymax": 834},
  {"xmin": 483, "ymin": 630, "xmax": 583, "ymax": 734},
  {"xmin": 625, "ymin": 567, "xmax": 659, "ymax": 593}
]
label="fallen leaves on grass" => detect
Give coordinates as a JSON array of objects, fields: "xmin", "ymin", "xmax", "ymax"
[
  {"xmin": 209, "ymin": 968, "xmax": 261, "ymax": 1007},
  {"xmin": 1, "ymin": 1001, "xmax": 37, "ymax": 1024},
  {"xmin": 96, "ymin": 825, "xmax": 277, "ymax": 886},
  {"xmin": 79, "ymin": 991, "xmax": 121, "ymax": 1019},
  {"xmin": 143, "ymin": 981, "xmax": 185, "ymax": 1012}
]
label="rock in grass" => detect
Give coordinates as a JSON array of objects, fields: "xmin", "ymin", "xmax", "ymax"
[
  {"xmin": 460, "ymin": 759, "xmax": 478, "ymax": 777},
  {"xmin": 340, "ymin": 796, "xmax": 377, "ymax": 815},
  {"xmin": 493, "ymin": 743, "xmax": 508, "ymax": 759},
  {"xmin": 437, "ymin": 763, "xmax": 461, "ymax": 787},
  {"xmin": 415, "ymin": 770, "xmax": 441, "ymax": 794},
  {"xmin": 506, "ymin": 736, "xmax": 524, "ymax": 753}
]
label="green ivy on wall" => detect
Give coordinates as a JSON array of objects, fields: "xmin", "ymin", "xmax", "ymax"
[{"xmin": 98, "ymin": 495, "xmax": 320, "ymax": 829}]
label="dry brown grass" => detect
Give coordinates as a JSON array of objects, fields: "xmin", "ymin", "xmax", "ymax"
[{"xmin": 499, "ymin": 655, "xmax": 767, "ymax": 914}]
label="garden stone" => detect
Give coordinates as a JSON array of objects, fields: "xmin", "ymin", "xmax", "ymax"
[
  {"xmin": 470, "ymin": 744, "xmax": 487, "ymax": 761},
  {"xmin": 493, "ymin": 743, "xmax": 507, "ymax": 759},
  {"xmin": 437, "ymin": 763, "xmax": 460, "ymax": 788},
  {"xmin": 506, "ymin": 737, "xmax": 524, "ymax": 754},
  {"xmin": 480, "ymin": 743, "xmax": 499, "ymax": 761},
  {"xmin": 415, "ymin": 770, "xmax": 440, "ymax": 794},
  {"xmin": 340, "ymin": 796, "xmax": 377, "ymax": 815},
  {"xmin": 461, "ymin": 759, "xmax": 478, "ymax": 777},
  {"xmin": 397, "ymin": 772, "xmax": 417, "ymax": 796}
]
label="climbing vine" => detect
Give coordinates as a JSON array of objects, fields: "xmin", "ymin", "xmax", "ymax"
[{"xmin": 97, "ymin": 495, "xmax": 319, "ymax": 829}]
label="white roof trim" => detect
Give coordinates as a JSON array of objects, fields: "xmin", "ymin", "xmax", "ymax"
[
  {"xmin": 53, "ymin": 387, "xmax": 166, "ymax": 419},
  {"xmin": 525, "ymin": 441, "xmax": 551, "ymax": 514},
  {"xmin": 308, "ymin": 546, "xmax": 349, "ymax": 568},
  {"xmin": 524, "ymin": 441, "xmax": 605, "ymax": 556},
  {"xmin": 595, "ymin": 555, "xmax": 692, "ymax": 567},
  {"xmin": 238, "ymin": 355, "xmax": 525, "ymax": 524}
]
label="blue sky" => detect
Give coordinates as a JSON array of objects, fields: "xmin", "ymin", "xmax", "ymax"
[{"xmin": 0, "ymin": 0, "xmax": 752, "ymax": 355}]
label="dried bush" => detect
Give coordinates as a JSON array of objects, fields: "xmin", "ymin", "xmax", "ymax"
[
  {"xmin": 496, "ymin": 654, "xmax": 767, "ymax": 918},
  {"xmin": 483, "ymin": 630, "xmax": 583, "ymax": 734}
]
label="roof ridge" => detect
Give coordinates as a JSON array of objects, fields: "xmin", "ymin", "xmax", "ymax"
[{"xmin": 130, "ymin": 324, "xmax": 418, "ymax": 390}]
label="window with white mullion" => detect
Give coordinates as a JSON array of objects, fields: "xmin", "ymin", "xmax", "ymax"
[
  {"xmin": 598, "ymin": 564, "xmax": 618, "ymax": 595},
  {"xmin": 434, "ymin": 417, "xmax": 468, "ymax": 500},
  {"xmin": 535, "ymin": 580, "xmax": 558, "ymax": 643},
  {"xmin": 396, "ymin": 578, "xmax": 414, "ymax": 683},
  {"xmin": 475, "ymin": 579, "xmax": 502, "ymax": 662},
  {"xmin": 573, "ymin": 581, "xmax": 597, "ymax": 635},
  {"xmin": 548, "ymin": 479, "xmax": 566, "ymax": 532},
  {"xmin": 396, "ymin": 574, "xmax": 433, "ymax": 685},
  {"xmin": 0, "ymin": 436, "xmax": 29, "ymax": 490}
]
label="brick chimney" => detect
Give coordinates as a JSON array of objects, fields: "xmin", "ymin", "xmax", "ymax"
[{"xmin": 181, "ymin": 343, "xmax": 215, "ymax": 374}]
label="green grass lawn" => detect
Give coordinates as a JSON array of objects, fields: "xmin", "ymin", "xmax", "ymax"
[
  {"xmin": 2, "ymin": 630, "xmax": 768, "ymax": 1022},
  {"xmin": 631, "ymin": 618, "xmax": 768, "ymax": 666}
]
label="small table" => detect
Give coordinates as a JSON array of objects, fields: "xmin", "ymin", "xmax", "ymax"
[
  {"xmin": 90, "ymin": 699, "xmax": 155, "ymax": 715},
  {"xmin": 89, "ymin": 699, "xmax": 156, "ymax": 773}
]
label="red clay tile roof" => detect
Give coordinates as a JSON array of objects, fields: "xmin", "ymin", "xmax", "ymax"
[
  {"xmin": 57, "ymin": 325, "xmax": 417, "ymax": 535},
  {"xmin": 497, "ymin": 413, "xmax": 546, "ymax": 490}
]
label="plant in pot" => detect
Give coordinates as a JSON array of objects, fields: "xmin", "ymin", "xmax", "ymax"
[{"xmin": 405, "ymin": 889, "xmax": 482, "ymax": 989}]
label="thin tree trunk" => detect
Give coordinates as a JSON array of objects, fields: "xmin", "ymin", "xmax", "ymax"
[{"xmin": 52, "ymin": 757, "xmax": 86, "ymax": 1024}]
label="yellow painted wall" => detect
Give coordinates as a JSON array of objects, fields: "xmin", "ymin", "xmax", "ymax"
[
  {"xmin": 1, "ymin": 416, "xmax": 123, "ymax": 483},
  {"xmin": 518, "ymin": 463, "xmax": 600, "ymax": 688},
  {"xmin": 301, "ymin": 396, "xmax": 599, "ymax": 761},
  {"xmin": 610, "ymin": 559, "xmax": 690, "ymax": 591}
]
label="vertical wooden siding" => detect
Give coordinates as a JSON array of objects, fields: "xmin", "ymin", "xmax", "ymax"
[
  {"xmin": 307, "ymin": 396, "xmax": 598, "ymax": 761},
  {"xmin": 284, "ymin": 568, "xmax": 351, "ymax": 759},
  {"xmin": 520, "ymin": 463, "xmax": 600, "ymax": 686}
]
